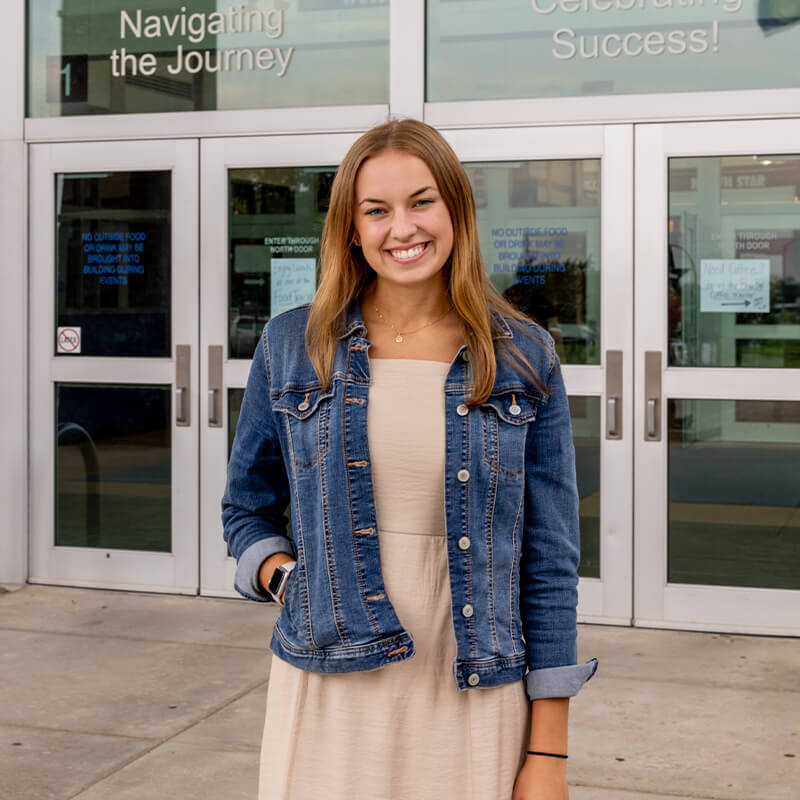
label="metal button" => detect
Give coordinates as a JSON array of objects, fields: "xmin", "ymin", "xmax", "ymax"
[
  {"xmin": 461, "ymin": 604, "xmax": 474, "ymax": 618},
  {"xmin": 297, "ymin": 400, "xmax": 310, "ymax": 412},
  {"xmin": 457, "ymin": 469, "xmax": 470, "ymax": 482},
  {"xmin": 456, "ymin": 404, "xmax": 469, "ymax": 416},
  {"xmin": 509, "ymin": 403, "xmax": 522, "ymax": 416},
  {"xmin": 467, "ymin": 672, "xmax": 480, "ymax": 686},
  {"xmin": 458, "ymin": 536, "xmax": 471, "ymax": 551}
]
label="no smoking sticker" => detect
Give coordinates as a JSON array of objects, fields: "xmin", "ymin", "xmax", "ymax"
[{"xmin": 57, "ymin": 327, "xmax": 81, "ymax": 354}]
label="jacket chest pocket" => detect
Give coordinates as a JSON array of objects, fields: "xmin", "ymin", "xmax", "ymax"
[
  {"xmin": 274, "ymin": 386, "xmax": 335, "ymax": 470},
  {"xmin": 480, "ymin": 390, "xmax": 539, "ymax": 479}
]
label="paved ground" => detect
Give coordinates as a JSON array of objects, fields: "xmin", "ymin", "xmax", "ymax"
[{"xmin": 1, "ymin": 584, "xmax": 797, "ymax": 800}]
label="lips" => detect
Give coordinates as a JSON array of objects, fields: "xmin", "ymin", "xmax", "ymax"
[{"xmin": 387, "ymin": 242, "xmax": 430, "ymax": 262}]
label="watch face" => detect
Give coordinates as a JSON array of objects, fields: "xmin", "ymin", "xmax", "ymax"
[{"xmin": 268, "ymin": 567, "xmax": 284, "ymax": 596}]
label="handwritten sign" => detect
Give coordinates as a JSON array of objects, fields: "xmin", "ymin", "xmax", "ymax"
[
  {"xmin": 271, "ymin": 258, "xmax": 316, "ymax": 317},
  {"xmin": 700, "ymin": 259, "xmax": 770, "ymax": 313}
]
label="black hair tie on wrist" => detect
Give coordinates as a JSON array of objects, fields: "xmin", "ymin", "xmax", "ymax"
[{"xmin": 528, "ymin": 750, "xmax": 568, "ymax": 759}]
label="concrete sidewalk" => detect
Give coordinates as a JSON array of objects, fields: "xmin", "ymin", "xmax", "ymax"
[{"xmin": 1, "ymin": 585, "xmax": 797, "ymax": 800}]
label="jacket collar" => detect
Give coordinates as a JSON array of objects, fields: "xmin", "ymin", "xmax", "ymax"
[
  {"xmin": 339, "ymin": 301, "xmax": 368, "ymax": 340},
  {"xmin": 338, "ymin": 299, "xmax": 514, "ymax": 341}
]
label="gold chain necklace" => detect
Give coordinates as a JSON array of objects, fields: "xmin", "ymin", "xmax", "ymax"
[{"xmin": 373, "ymin": 304, "xmax": 453, "ymax": 343}]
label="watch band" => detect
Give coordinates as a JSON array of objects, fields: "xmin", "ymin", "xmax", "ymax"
[{"xmin": 267, "ymin": 561, "xmax": 296, "ymax": 606}]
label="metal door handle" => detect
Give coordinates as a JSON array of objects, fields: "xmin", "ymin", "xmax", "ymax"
[
  {"xmin": 175, "ymin": 387, "xmax": 187, "ymax": 425},
  {"xmin": 176, "ymin": 344, "xmax": 190, "ymax": 427},
  {"xmin": 208, "ymin": 388, "xmax": 218, "ymax": 426},
  {"xmin": 208, "ymin": 345, "xmax": 222, "ymax": 428},
  {"xmin": 607, "ymin": 397, "xmax": 618, "ymax": 438},
  {"xmin": 605, "ymin": 350, "xmax": 622, "ymax": 440},
  {"xmin": 644, "ymin": 351, "xmax": 661, "ymax": 442},
  {"xmin": 647, "ymin": 398, "xmax": 657, "ymax": 439}
]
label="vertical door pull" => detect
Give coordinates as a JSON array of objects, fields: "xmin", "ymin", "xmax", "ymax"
[
  {"xmin": 605, "ymin": 350, "xmax": 623, "ymax": 440},
  {"xmin": 176, "ymin": 345, "xmax": 191, "ymax": 427},
  {"xmin": 644, "ymin": 351, "xmax": 662, "ymax": 442},
  {"xmin": 208, "ymin": 345, "xmax": 223, "ymax": 428}
]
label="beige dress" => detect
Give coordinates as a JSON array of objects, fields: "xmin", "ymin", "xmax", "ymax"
[{"xmin": 259, "ymin": 359, "xmax": 529, "ymax": 800}]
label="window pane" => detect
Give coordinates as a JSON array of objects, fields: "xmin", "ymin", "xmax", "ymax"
[
  {"xmin": 572, "ymin": 396, "xmax": 600, "ymax": 579},
  {"xmin": 668, "ymin": 398, "xmax": 800, "ymax": 589},
  {"xmin": 466, "ymin": 160, "xmax": 601, "ymax": 365},
  {"xmin": 668, "ymin": 155, "xmax": 800, "ymax": 367},
  {"xmin": 56, "ymin": 384, "xmax": 171, "ymax": 552},
  {"xmin": 29, "ymin": 0, "xmax": 388, "ymax": 117},
  {"xmin": 228, "ymin": 166, "xmax": 335, "ymax": 358},
  {"xmin": 427, "ymin": 1, "xmax": 800, "ymax": 102},
  {"xmin": 56, "ymin": 171, "xmax": 171, "ymax": 358}
]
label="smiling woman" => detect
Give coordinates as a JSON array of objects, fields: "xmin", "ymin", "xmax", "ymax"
[{"xmin": 222, "ymin": 119, "xmax": 596, "ymax": 800}]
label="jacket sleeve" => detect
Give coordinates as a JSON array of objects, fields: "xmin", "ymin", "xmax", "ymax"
[
  {"xmin": 221, "ymin": 328, "xmax": 296, "ymax": 602},
  {"xmin": 520, "ymin": 336, "xmax": 597, "ymax": 699}
]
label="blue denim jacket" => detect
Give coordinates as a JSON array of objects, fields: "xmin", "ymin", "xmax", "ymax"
[{"xmin": 222, "ymin": 303, "xmax": 597, "ymax": 700}]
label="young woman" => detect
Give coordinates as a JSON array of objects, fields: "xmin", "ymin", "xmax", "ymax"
[{"xmin": 222, "ymin": 119, "xmax": 597, "ymax": 800}]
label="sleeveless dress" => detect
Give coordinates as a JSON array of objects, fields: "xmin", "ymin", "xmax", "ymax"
[{"xmin": 258, "ymin": 359, "xmax": 530, "ymax": 800}]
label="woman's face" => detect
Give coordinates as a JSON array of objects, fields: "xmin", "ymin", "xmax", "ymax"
[{"xmin": 352, "ymin": 149, "xmax": 454, "ymax": 291}]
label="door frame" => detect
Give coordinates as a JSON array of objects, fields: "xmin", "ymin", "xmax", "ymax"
[
  {"xmin": 199, "ymin": 133, "xmax": 364, "ymax": 596},
  {"xmin": 441, "ymin": 125, "xmax": 635, "ymax": 625},
  {"xmin": 28, "ymin": 138, "xmax": 200, "ymax": 593},
  {"xmin": 634, "ymin": 120, "xmax": 800, "ymax": 635}
]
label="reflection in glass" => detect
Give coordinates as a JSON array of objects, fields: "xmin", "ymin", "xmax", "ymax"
[
  {"xmin": 571, "ymin": 396, "xmax": 600, "ymax": 579},
  {"xmin": 466, "ymin": 160, "xmax": 601, "ymax": 365},
  {"xmin": 29, "ymin": 0, "xmax": 388, "ymax": 117},
  {"xmin": 56, "ymin": 384, "xmax": 171, "ymax": 551},
  {"xmin": 668, "ymin": 399, "xmax": 800, "ymax": 589},
  {"xmin": 56, "ymin": 171, "xmax": 171, "ymax": 358},
  {"xmin": 228, "ymin": 167, "xmax": 335, "ymax": 358},
  {"xmin": 668, "ymin": 155, "xmax": 800, "ymax": 368}
]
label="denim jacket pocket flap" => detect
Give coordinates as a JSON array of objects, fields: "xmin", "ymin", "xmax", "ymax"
[
  {"xmin": 273, "ymin": 386, "xmax": 335, "ymax": 420},
  {"xmin": 482, "ymin": 390, "xmax": 540, "ymax": 425}
]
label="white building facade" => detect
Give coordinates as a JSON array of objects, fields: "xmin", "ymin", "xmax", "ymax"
[{"xmin": 2, "ymin": 0, "xmax": 799, "ymax": 636}]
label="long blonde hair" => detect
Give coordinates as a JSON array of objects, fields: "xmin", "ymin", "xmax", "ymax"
[{"xmin": 306, "ymin": 119, "xmax": 546, "ymax": 404}]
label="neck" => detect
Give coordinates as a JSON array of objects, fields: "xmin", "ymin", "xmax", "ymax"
[{"xmin": 365, "ymin": 277, "xmax": 451, "ymax": 328}]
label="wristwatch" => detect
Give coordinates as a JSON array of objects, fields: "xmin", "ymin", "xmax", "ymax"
[{"xmin": 267, "ymin": 561, "xmax": 296, "ymax": 606}]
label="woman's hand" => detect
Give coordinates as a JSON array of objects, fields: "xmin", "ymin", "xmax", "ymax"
[{"xmin": 512, "ymin": 755, "xmax": 569, "ymax": 800}]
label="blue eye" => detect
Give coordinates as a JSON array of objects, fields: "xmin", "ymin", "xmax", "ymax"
[
  {"xmin": 415, "ymin": 198, "xmax": 433, "ymax": 207},
  {"xmin": 365, "ymin": 208, "xmax": 385, "ymax": 216}
]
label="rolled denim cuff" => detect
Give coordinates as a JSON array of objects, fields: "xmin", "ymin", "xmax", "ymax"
[
  {"xmin": 525, "ymin": 658, "xmax": 598, "ymax": 700},
  {"xmin": 234, "ymin": 537, "xmax": 296, "ymax": 603}
]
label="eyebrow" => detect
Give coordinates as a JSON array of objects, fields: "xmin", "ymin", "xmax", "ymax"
[{"xmin": 358, "ymin": 186, "xmax": 435, "ymax": 206}]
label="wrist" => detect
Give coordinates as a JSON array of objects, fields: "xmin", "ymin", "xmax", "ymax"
[{"xmin": 258, "ymin": 553, "xmax": 295, "ymax": 593}]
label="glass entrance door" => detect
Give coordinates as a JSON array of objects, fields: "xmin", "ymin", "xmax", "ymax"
[
  {"xmin": 443, "ymin": 126, "xmax": 635, "ymax": 626},
  {"xmin": 199, "ymin": 133, "xmax": 361, "ymax": 596},
  {"xmin": 29, "ymin": 140, "xmax": 199, "ymax": 593},
  {"xmin": 635, "ymin": 120, "xmax": 800, "ymax": 635}
]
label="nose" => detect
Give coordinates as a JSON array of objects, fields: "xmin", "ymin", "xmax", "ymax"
[{"xmin": 391, "ymin": 208, "xmax": 417, "ymax": 241}]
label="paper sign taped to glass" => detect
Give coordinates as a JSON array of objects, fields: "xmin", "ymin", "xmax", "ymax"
[{"xmin": 700, "ymin": 259, "xmax": 770, "ymax": 313}]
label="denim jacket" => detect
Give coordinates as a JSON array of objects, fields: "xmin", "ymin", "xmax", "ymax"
[{"xmin": 222, "ymin": 303, "xmax": 597, "ymax": 700}]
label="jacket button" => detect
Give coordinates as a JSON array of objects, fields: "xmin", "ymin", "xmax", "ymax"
[
  {"xmin": 458, "ymin": 536, "xmax": 470, "ymax": 551},
  {"xmin": 297, "ymin": 400, "xmax": 310, "ymax": 412},
  {"xmin": 461, "ymin": 604, "xmax": 474, "ymax": 618},
  {"xmin": 509, "ymin": 404, "xmax": 522, "ymax": 416},
  {"xmin": 467, "ymin": 673, "xmax": 480, "ymax": 686},
  {"xmin": 457, "ymin": 469, "xmax": 470, "ymax": 482},
  {"xmin": 456, "ymin": 403, "xmax": 469, "ymax": 416}
]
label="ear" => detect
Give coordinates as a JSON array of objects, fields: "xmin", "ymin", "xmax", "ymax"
[{"xmin": 352, "ymin": 232, "xmax": 361, "ymax": 247}]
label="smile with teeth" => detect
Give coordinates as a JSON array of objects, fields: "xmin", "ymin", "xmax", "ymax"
[{"xmin": 388, "ymin": 242, "xmax": 429, "ymax": 261}]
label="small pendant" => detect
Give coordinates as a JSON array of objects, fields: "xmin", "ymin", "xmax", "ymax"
[{"xmin": 395, "ymin": 335, "xmax": 404, "ymax": 343}]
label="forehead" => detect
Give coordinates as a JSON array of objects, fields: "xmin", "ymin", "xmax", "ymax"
[{"xmin": 355, "ymin": 150, "xmax": 438, "ymax": 198}]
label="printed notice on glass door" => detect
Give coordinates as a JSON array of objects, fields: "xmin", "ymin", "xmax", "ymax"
[
  {"xmin": 270, "ymin": 258, "xmax": 316, "ymax": 317},
  {"xmin": 700, "ymin": 259, "xmax": 770, "ymax": 313}
]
